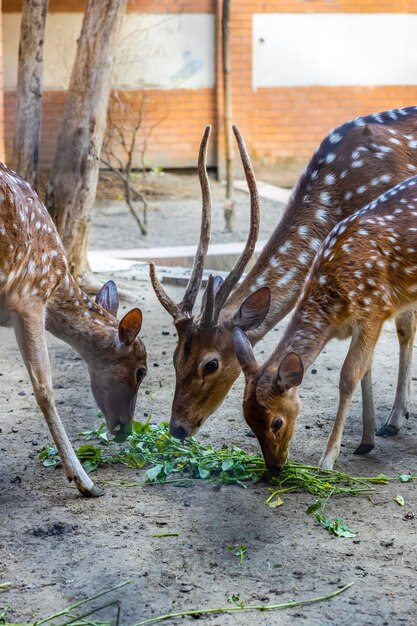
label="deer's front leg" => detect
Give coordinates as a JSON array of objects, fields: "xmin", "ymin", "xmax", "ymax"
[
  {"xmin": 12, "ymin": 307, "xmax": 103, "ymax": 497},
  {"xmin": 319, "ymin": 321, "xmax": 382, "ymax": 470},
  {"xmin": 377, "ymin": 309, "xmax": 416, "ymax": 437}
]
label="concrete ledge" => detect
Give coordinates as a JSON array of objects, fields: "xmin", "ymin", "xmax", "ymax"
[{"xmin": 89, "ymin": 239, "xmax": 267, "ymax": 273}]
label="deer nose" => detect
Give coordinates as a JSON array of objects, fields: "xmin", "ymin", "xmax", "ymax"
[
  {"xmin": 266, "ymin": 463, "xmax": 283, "ymax": 478},
  {"xmin": 170, "ymin": 423, "xmax": 189, "ymax": 440}
]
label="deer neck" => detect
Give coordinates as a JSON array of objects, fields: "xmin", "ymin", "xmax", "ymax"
[
  {"xmin": 265, "ymin": 297, "xmax": 332, "ymax": 375},
  {"xmin": 45, "ymin": 274, "xmax": 118, "ymax": 361},
  {"xmin": 221, "ymin": 178, "xmax": 339, "ymax": 342}
]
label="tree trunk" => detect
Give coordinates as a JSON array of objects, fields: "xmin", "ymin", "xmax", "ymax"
[
  {"xmin": 46, "ymin": 0, "xmax": 126, "ymax": 279},
  {"xmin": 222, "ymin": 0, "xmax": 234, "ymax": 232},
  {"xmin": 13, "ymin": 0, "xmax": 48, "ymax": 191}
]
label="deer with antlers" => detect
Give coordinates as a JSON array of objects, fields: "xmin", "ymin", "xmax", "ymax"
[
  {"xmin": 0, "ymin": 164, "xmax": 146, "ymax": 496},
  {"xmin": 151, "ymin": 108, "xmax": 417, "ymax": 451},
  {"xmin": 233, "ymin": 174, "xmax": 417, "ymax": 471}
]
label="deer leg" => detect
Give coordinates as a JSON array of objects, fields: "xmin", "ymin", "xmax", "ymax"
[
  {"xmin": 319, "ymin": 321, "xmax": 382, "ymax": 470},
  {"xmin": 376, "ymin": 309, "xmax": 416, "ymax": 437},
  {"xmin": 354, "ymin": 366, "xmax": 376, "ymax": 455},
  {"xmin": 12, "ymin": 307, "xmax": 103, "ymax": 497}
]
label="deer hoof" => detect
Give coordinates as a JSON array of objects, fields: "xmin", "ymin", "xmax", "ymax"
[
  {"xmin": 76, "ymin": 480, "xmax": 105, "ymax": 498},
  {"xmin": 353, "ymin": 443, "xmax": 374, "ymax": 455},
  {"xmin": 376, "ymin": 424, "xmax": 399, "ymax": 437}
]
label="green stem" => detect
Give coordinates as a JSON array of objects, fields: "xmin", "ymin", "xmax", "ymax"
[
  {"xmin": 35, "ymin": 581, "xmax": 130, "ymax": 625},
  {"xmin": 133, "ymin": 581, "xmax": 354, "ymax": 625}
]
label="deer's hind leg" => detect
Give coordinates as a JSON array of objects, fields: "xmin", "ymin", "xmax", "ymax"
[
  {"xmin": 376, "ymin": 309, "xmax": 416, "ymax": 437},
  {"xmin": 319, "ymin": 318, "xmax": 383, "ymax": 470},
  {"xmin": 354, "ymin": 366, "xmax": 376, "ymax": 456},
  {"xmin": 12, "ymin": 301, "xmax": 103, "ymax": 497}
]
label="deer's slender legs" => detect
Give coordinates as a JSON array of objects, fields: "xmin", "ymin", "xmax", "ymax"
[
  {"xmin": 355, "ymin": 367, "xmax": 376, "ymax": 455},
  {"xmin": 376, "ymin": 310, "xmax": 416, "ymax": 437},
  {"xmin": 319, "ymin": 320, "xmax": 383, "ymax": 470},
  {"xmin": 12, "ymin": 304, "xmax": 103, "ymax": 497}
]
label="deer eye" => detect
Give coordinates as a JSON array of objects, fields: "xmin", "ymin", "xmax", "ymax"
[
  {"xmin": 203, "ymin": 359, "xmax": 219, "ymax": 374},
  {"xmin": 272, "ymin": 418, "xmax": 283, "ymax": 432},
  {"xmin": 136, "ymin": 367, "xmax": 147, "ymax": 382}
]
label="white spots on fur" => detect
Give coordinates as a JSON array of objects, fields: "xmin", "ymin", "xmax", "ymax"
[
  {"xmin": 408, "ymin": 140, "xmax": 417, "ymax": 149},
  {"xmin": 372, "ymin": 113, "xmax": 383, "ymax": 123},
  {"xmin": 344, "ymin": 191, "xmax": 353, "ymax": 201},
  {"xmin": 325, "ymin": 153, "xmax": 336, "ymax": 165},
  {"xmin": 352, "ymin": 160, "xmax": 364, "ymax": 168},
  {"xmin": 329, "ymin": 131, "xmax": 342, "ymax": 144},
  {"xmin": 310, "ymin": 238, "xmax": 321, "ymax": 252},
  {"xmin": 277, "ymin": 268, "xmax": 297, "ymax": 288},
  {"xmin": 408, "ymin": 164, "xmax": 417, "ymax": 172},
  {"xmin": 357, "ymin": 185, "xmax": 367, "ymax": 194},
  {"xmin": 298, "ymin": 225, "xmax": 309, "ymax": 238},
  {"xmin": 324, "ymin": 173, "xmax": 336, "ymax": 185},
  {"xmin": 298, "ymin": 252, "xmax": 310, "ymax": 265},
  {"xmin": 316, "ymin": 209, "xmax": 327, "ymax": 223},
  {"xmin": 278, "ymin": 242, "xmax": 292, "ymax": 255},
  {"xmin": 320, "ymin": 192, "xmax": 331, "ymax": 205}
]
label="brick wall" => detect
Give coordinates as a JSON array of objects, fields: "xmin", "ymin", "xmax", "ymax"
[
  {"xmin": 3, "ymin": 0, "xmax": 417, "ymax": 179},
  {"xmin": 0, "ymin": 1, "xmax": 4, "ymax": 163}
]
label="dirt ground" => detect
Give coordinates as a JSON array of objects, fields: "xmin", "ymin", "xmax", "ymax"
[{"xmin": 1, "ymin": 173, "xmax": 417, "ymax": 625}]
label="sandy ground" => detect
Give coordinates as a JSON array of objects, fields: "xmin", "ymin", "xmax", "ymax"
[{"xmin": 1, "ymin": 174, "xmax": 417, "ymax": 625}]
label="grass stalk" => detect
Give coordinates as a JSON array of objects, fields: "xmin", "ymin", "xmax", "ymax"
[{"xmin": 133, "ymin": 581, "xmax": 354, "ymax": 625}]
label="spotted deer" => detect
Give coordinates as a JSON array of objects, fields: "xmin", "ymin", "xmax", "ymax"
[
  {"xmin": 0, "ymin": 164, "xmax": 147, "ymax": 497},
  {"xmin": 151, "ymin": 107, "xmax": 417, "ymax": 448},
  {"xmin": 233, "ymin": 174, "xmax": 417, "ymax": 471}
]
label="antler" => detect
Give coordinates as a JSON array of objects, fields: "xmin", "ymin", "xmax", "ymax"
[
  {"xmin": 149, "ymin": 262, "xmax": 181, "ymax": 319},
  {"xmin": 181, "ymin": 124, "xmax": 212, "ymax": 314},
  {"xmin": 149, "ymin": 125, "xmax": 212, "ymax": 320},
  {"xmin": 212, "ymin": 125, "xmax": 260, "ymax": 321}
]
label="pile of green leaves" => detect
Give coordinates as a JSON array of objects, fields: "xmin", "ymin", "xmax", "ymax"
[
  {"xmin": 39, "ymin": 421, "xmax": 416, "ymax": 537},
  {"xmin": 39, "ymin": 420, "xmax": 415, "ymax": 497}
]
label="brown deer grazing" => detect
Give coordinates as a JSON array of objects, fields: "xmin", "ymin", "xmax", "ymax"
[
  {"xmin": 0, "ymin": 164, "xmax": 146, "ymax": 496},
  {"xmin": 233, "ymin": 174, "xmax": 417, "ymax": 471},
  {"xmin": 151, "ymin": 107, "xmax": 417, "ymax": 448}
]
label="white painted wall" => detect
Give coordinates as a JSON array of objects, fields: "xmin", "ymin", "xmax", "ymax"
[
  {"xmin": 253, "ymin": 13, "xmax": 417, "ymax": 88},
  {"xmin": 3, "ymin": 12, "xmax": 215, "ymax": 90}
]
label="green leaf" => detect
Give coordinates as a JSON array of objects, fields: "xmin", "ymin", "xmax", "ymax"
[
  {"xmin": 145, "ymin": 464, "xmax": 164, "ymax": 482},
  {"xmin": 267, "ymin": 496, "xmax": 284, "ymax": 508},
  {"xmin": 399, "ymin": 474, "xmax": 413, "ymax": 483},
  {"xmin": 306, "ymin": 499, "xmax": 323, "ymax": 514},
  {"xmin": 198, "ymin": 466, "xmax": 210, "ymax": 479},
  {"xmin": 393, "ymin": 494, "xmax": 405, "ymax": 506},
  {"xmin": 221, "ymin": 459, "xmax": 234, "ymax": 471},
  {"xmin": 315, "ymin": 514, "xmax": 357, "ymax": 538}
]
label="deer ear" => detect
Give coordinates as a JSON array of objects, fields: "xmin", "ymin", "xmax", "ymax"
[
  {"xmin": 233, "ymin": 328, "xmax": 258, "ymax": 376},
  {"xmin": 232, "ymin": 287, "xmax": 271, "ymax": 331},
  {"xmin": 275, "ymin": 352, "xmax": 304, "ymax": 392},
  {"xmin": 119, "ymin": 308, "xmax": 143, "ymax": 345},
  {"xmin": 96, "ymin": 280, "xmax": 119, "ymax": 316}
]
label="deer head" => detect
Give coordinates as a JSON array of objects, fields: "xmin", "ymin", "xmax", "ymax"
[
  {"xmin": 87, "ymin": 280, "xmax": 146, "ymax": 435},
  {"xmin": 150, "ymin": 125, "xmax": 270, "ymax": 439},
  {"xmin": 233, "ymin": 327, "xmax": 304, "ymax": 473}
]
